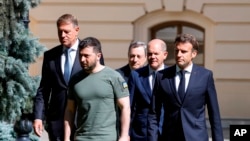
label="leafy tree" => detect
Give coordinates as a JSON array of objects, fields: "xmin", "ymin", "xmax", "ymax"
[{"xmin": 0, "ymin": 0, "xmax": 46, "ymax": 140}]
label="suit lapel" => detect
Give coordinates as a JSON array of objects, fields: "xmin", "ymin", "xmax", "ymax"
[
  {"xmin": 59, "ymin": 41, "xmax": 81, "ymax": 85},
  {"xmin": 71, "ymin": 48, "xmax": 81, "ymax": 76},
  {"xmin": 183, "ymin": 64, "xmax": 198, "ymax": 103},
  {"xmin": 54, "ymin": 46, "xmax": 66, "ymax": 84},
  {"xmin": 171, "ymin": 77, "xmax": 182, "ymax": 104},
  {"xmin": 139, "ymin": 67, "xmax": 152, "ymax": 103},
  {"xmin": 168, "ymin": 66, "xmax": 182, "ymax": 104}
]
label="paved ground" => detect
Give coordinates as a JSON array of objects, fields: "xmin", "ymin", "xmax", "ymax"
[
  {"xmin": 40, "ymin": 131, "xmax": 49, "ymax": 141},
  {"xmin": 39, "ymin": 130, "xmax": 230, "ymax": 141}
]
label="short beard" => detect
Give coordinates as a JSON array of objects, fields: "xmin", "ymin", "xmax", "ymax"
[{"xmin": 83, "ymin": 62, "xmax": 97, "ymax": 73}]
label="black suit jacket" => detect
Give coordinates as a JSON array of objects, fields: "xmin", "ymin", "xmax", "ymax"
[{"xmin": 33, "ymin": 44, "xmax": 82, "ymax": 122}]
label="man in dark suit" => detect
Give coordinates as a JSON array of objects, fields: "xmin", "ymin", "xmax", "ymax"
[
  {"xmin": 116, "ymin": 41, "xmax": 147, "ymax": 137},
  {"xmin": 116, "ymin": 41, "xmax": 147, "ymax": 82},
  {"xmin": 128, "ymin": 39, "xmax": 168, "ymax": 141},
  {"xmin": 32, "ymin": 14, "xmax": 104, "ymax": 141},
  {"xmin": 149, "ymin": 33, "xmax": 223, "ymax": 141},
  {"xmin": 32, "ymin": 13, "xmax": 81, "ymax": 141}
]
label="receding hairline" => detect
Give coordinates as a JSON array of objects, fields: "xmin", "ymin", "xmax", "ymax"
[{"xmin": 148, "ymin": 39, "xmax": 167, "ymax": 51}]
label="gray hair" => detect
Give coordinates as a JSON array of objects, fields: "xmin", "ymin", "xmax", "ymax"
[{"xmin": 128, "ymin": 41, "xmax": 147, "ymax": 56}]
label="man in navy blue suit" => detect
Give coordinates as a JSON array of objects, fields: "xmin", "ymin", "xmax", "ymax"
[
  {"xmin": 128, "ymin": 39, "xmax": 168, "ymax": 141},
  {"xmin": 116, "ymin": 41, "xmax": 147, "ymax": 136},
  {"xmin": 149, "ymin": 33, "xmax": 223, "ymax": 141}
]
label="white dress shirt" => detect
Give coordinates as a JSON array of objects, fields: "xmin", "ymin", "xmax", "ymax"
[
  {"xmin": 149, "ymin": 64, "xmax": 165, "ymax": 91},
  {"xmin": 61, "ymin": 39, "xmax": 79, "ymax": 74},
  {"xmin": 175, "ymin": 63, "xmax": 193, "ymax": 93}
]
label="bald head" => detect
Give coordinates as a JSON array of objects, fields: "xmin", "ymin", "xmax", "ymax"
[
  {"xmin": 148, "ymin": 39, "xmax": 167, "ymax": 52},
  {"xmin": 147, "ymin": 39, "xmax": 168, "ymax": 70}
]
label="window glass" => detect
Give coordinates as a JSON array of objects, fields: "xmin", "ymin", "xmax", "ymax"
[{"xmin": 152, "ymin": 23, "xmax": 204, "ymax": 66}]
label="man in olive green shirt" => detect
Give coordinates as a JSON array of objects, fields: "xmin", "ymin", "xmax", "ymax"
[{"xmin": 64, "ymin": 37, "xmax": 130, "ymax": 141}]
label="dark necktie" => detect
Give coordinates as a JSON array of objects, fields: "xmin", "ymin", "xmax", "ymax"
[
  {"xmin": 64, "ymin": 48, "xmax": 71, "ymax": 83},
  {"xmin": 151, "ymin": 71, "xmax": 156, "ymax": 90},
  {"xmin": 178, "ymin": 70, "xmax": 186, "ymax": 101}
]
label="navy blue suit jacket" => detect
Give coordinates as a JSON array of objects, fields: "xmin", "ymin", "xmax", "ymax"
[
  {"xmin": 116, "ymin": 64, "xmax": 131, "ymax": 82},
  {"xmin": 129, "ymin": 65, "xmax": 165, "ymax": 141},
  {"xmin": 149, "ymin": 64, "xmax": 223, "ymax": 141},
  {"xmin": 33, "ymin": 44, "xmax": 82, "ymax": 136}
]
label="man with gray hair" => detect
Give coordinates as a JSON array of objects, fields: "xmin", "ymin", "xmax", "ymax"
[
  {"xmin": 116, "ymin": 41, "xmax": 147, "ymax": 82},
  {"xmin": 129, "ymin": 39, "xmax": 168, "ymax": 141}
]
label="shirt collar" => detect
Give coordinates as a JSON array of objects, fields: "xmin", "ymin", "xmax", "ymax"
[
  {"xmin": 63, "ymin": 39, "xmax": 79, "ymax": 52},
  {"xmin": 149, "ymin": 64, "xmax": 165, "ymax": 74},
  {"xmin": 176, "ymin": 62, "xmax": 193, "ymax": 73}
]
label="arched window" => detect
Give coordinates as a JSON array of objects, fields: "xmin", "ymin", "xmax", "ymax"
[{"xmin": 150, "ymin": 21, "xmax": 205, "ymax": 66}]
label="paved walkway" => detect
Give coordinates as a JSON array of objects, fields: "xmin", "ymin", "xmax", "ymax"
[
  {"xmin": 39, "ymin": 131, "xmax": 229, "ymax": 141},
  {"xmin": 40, "ymin": 131, "xmax": 49, "ymax": 141}
]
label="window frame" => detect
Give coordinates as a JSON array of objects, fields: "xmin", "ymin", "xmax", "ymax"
[{"xmin": 150, "ymin": 21, "xmax": 205, "ymax": 66}]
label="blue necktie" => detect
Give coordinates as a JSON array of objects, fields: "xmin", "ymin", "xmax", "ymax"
[
  {"xmin": 178, "ymin": 70, "xmax": 186, "ymax": 101},
  {"xmin": 64, "ymin": 48, "xmax": 71, "ymax": 83}
]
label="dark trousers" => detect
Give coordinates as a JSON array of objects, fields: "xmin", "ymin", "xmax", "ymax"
[{"xmin": 46, "ymin": 120, "xmax": 75, "ymax": 141}]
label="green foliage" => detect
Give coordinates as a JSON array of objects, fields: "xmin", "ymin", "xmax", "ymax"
[
  {"xmin": 0, "ymin": 55, "xmax": 41, "ymax": 122},
  {"xmin": 8, "ymin": 22, "xmax": 45, "ymax": 64},
  {"xmin": 0, "ymin": 122, "xmax": 15, "ymax": 141},
  {"xmin": 0, "ymin": 121, "xmax": 40, "ymax": 141},
  {"xmin": 0, "ymin": 0, "xmax": 46, "ymax": 140},
  {"xmin": 0, "ymin": 0, "xmax": 45, "ymax": 63}
]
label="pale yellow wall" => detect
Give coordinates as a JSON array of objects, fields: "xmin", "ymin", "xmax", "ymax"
[
  {"xmin": 29, "ymin": 0, "xmax": 250, "ymax": 119},
  {"xmin": 29, "ymin": 0, "xmax": 147, "ymax": 74},
  {"xmin": 202, "ymin": 1, "xmax": 250, "ymax": 118}
]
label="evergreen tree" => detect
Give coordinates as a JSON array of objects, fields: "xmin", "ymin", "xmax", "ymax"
[{"xmin": 0, "ymin": 0, "xmax": 46, "ymax": 140}]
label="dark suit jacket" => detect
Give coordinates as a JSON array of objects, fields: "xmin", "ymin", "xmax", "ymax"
[
  {"xmin": 149, "ymin": 64, "xmax": 223, "ymax": 141},
  {"xmin": 129, "ymin": 65, "xmax": 166, "ymax": 141},
  {"xmin": 33, "ymin": 44, "xmax": 82, "ymax": 136},
  {"xmin": 116, "ymin": 64, "xmax": 131, "ymax": 82},
  {"xmin": 115, "ymin": 64, "xmax": 131, "ymax": 135}
]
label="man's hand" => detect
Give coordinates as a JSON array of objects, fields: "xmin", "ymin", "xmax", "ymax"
[
  {"xmin": 118, "ymin": 135, "xmax": 130, "ymax": 141},
  {"xmin": 33, "ymin": 119, "xmax": 44, "ymax": 137}
]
